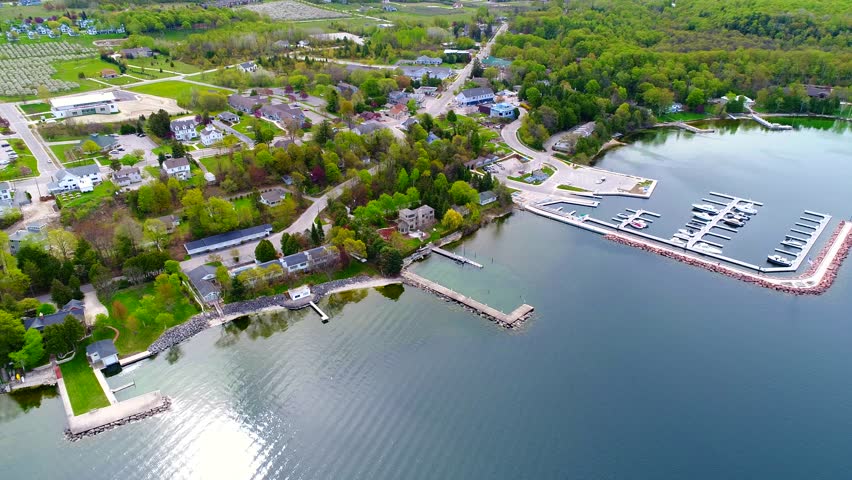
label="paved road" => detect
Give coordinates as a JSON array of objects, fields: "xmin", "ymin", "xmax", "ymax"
[{"xmin": 212, "ymin": 119, "xmax": 255, "ymax": 148}]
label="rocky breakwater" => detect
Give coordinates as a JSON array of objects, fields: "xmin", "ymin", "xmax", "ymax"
[
  {"xmin": 604, "ymin": 221, "xmax": 852, "ymax": 295},
  {"xmin": 64, "ymin": 396, "xmax": 172, "ymax": 442},
  {"xmin": 148, "ymin": 314, "xmax": 215, "ymax": 354}
]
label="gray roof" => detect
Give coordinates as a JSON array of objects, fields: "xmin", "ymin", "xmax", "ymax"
[
  {"xmin": 63, "ymin": 164, "xmax": 101, "ymax": 178},
  {"xmin": 353, "ymin": 121, "xmax": 385, "ymax": 135},
  {"xmin": 113, "ymin": 167, "xmax": 139, "ymax": 179},
  {"xmin": 187, "ymin": 264, "xmax": 220, "ymax": 299},
  {"xmin": 86, "ymin": 339, "xmax": 118, "ymax": 358},
  {"xmin": 217, "ymin": 111, "xmax": 239, "ymax": 121},
  {"xmin": 459, "ymin": 87, "xmax": 494, "ymax": 99},
  {"xmin": 23, "ymin": 300, "xmax": 84, "ymax": 331},
  {"xmin": 184, "ymin": 224, "xmax": 272, "ymax": 252},
  {"xmin": 164, "ymin": 157, "xmax": 190, "ymax": 170},
  {"xmin": 170, "ymin": 118, "xmax": 197, "ymax": 130},
  {"xmin": 479, "ymin": 190, "xmax": 497, "ymax": 202},
  {"xmin": 260, "ymin": 189, "xmax": 285, "ymax": 203},
  {"xmin": 0, "ymin": 181, "xmax": 10, "ymax": 190},
  {"xmin": 239, "ymin": 61, "xmax": 255, "ymax": 69},
  {"xmin": 282, "ymin": 251, "xmax": 308, "ymax": 266}
]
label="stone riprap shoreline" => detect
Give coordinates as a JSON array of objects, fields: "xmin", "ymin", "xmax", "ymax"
[
  {"xmin": 149, "ymin": 276, "xmax": 389, "ymax": 354},
  {"xmin": 604, "ymin": 221, "xmax": 852, "ymax": 295},
  {"xmin": 64, "ymin": 396, "xmax": 172, "ymax": 442}
]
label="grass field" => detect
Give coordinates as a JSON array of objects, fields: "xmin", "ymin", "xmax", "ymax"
[
  {"xmin": 19, "ymin": 103, "xmax": 51, "ymax": 115},
  {"xmin": 101, "ymin": 75, "xmax": 140, "ymax": 86},
  {"xmin": 95, "ymin": 282, "xmax": 200, "ymax": 355},
  {"xmin": 125, "ymin": 56, "xmax": 201, "ymax": 75},
  {"xmin": 0, "ymin": 3, "xmax": 54, "ymax": 22},
  {"xmin": 59, "ymin": 181, "xmax": 117, "ymax": 210},
  {"xmin": 128, "ymin": 80, "xmax": 229, "ymax": 101},
  {"xmin": 59, "ymin": 341, "xmax": 110, "ymax": 415},
  {"xmin": 0, "ymin": 139, "xmax": 39, "ymax": 181}
]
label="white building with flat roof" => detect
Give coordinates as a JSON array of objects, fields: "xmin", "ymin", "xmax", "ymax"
[{"xmin": 50, "ymin": 92, "xmax": 118, "ymax": 119}]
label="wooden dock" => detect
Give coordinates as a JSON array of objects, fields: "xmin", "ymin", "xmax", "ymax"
[
  {"xmin": 431, "ymin": 246, "xmax": 484, "ymax": 268},
  {"xmin": 401, "ymin": 271, "xmax": 533, "ymax": 328},
  {"xmin": 309, "ymin": 301, "xmax": 329, "ymax": 321}
]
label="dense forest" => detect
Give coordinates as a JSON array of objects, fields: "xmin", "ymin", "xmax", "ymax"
[{"xmin": 493, "ymin": 0, "xmax": 850, "ymax": 158}]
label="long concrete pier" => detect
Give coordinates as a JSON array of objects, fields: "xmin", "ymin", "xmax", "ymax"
[
  {"xmin": 751, "ymin": 114, "xmax": 793, "ymax": 130},
  {"xmin": 401, "ymin": 271, "xmax": 534, "ymax": 328}
]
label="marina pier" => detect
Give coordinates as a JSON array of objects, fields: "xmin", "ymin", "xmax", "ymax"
[{"xmin": 401, "ymin": 271, "xmax": 534, "ymax": 328}]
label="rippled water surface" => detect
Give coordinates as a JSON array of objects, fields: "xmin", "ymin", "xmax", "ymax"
[{"xmin": 1, "ymin": 121, "xmax": 851, "ymax": 479}]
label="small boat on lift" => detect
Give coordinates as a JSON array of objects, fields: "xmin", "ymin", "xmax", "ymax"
[
  {"xmin": 767, "ymin": 254, "xmax": 793, "ymax": 267},
  {"xmin": 629, "ymin": 219, "xmax": 649, "ymax": 229},
  {"xmin": 735, "ymin": 202, "xmax": 758, "ymax": 215}
]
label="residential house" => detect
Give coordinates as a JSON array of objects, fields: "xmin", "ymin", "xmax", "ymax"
[
  {"xmin": 335, "ymin": 82, "xmax": 359, "ymax": 98},
  {"xmin": 228, "ymin": 93, "xmax": 266, "ymax": 114},
  {"xmin": 273, "ymin": 138, "xmax": 293, "ymax": 149},
  {"xmin": 156, "ymin": 214, "xmax": 180, "ymax": 233},
  {"xmin": 414, "ymin": 55, "xmax": 442, "ymax": 65},
  {"xmin": 426, "ymin": 132, "xmax": 440, "ymax": 144},
  {"xmin": 199, "ymin": 125, "xmax": 223, "ymax": 146},
  {"xmin": 455, "ymin": 87, "xmax": 494, "ymax": 106},
  {"xmin": 121, "ymin": 47, "xmax": 153, "ymax": 59},
  {"xmin": 23, "ymin": 299, "xmax": 85, "ymax": 331},
  {"xmin": 273, "ymin": 40, "xmax": 291, "ymax": 49},
  {"xmin": 401, "ymin": 117, "xmax": 419, "ymax": 131},
  {"xmin": 259, "ymin": 103, "xmax": 305, "ymax": 124},
  {"xmin": 86, "ymin": 340, "xmax": 119, "ymax": 370},
  {"xmin": 101, "ymin": 69, "xmax": 118, "ymax": 79},
  {"xmin": 279, "ymin": 246, "xmax": 336, "ymax": 273},
  {"xmin": 78, "ymin": 133, "xmax": 118, "ymax": 153},
  {"xmin": 0, "ymin": 181, "xmax": 13, "ymax": 201},
  {"xmin": 8, "ymin": 229, "xmax": 32, "ymax": 255},
  {"xmin": 382, "ymin": 4, "xmax": 397, "ymax": 11},
  {"xmin": 163, "ymin": 157, "xmax": 192, "ymax": 180},
  {"xmin": 170, "ymin": 118, "xmax": 199, "ymax": 142},
  {"xmin": 259, "ymin": 188, "xmax": 286, "ymax": 207},
  {"xmin": 478, "ymin": 190, "xmax": 497, "ymax": 206},
  {"xmin": 804, "ymin": 84, "xmax": 833, "ymax": 99},
  {"xmin": 237, "ymin": 61, "xmax": 258, "ymax": 73},
  {"xmin": 288, "ymin": 285, "xmax": 311, "ymax": 301},
  {"xmin": 352, "ymin": 121, "xmax": 385, "ymax": 136},
  {"xmin": 389, "ymin": 103, "xmax": 408, "ymax": 119},
  {"xmin": 482, "ymin": 56, "xmax": 512, "ymax": 69},
  {"xmin": 387, "ymin": 90, "xmax": 409, "ymax": 105},
  {"xmin": 489, "ymin": 102, "xmax": 515, "ymax": 118},
  {"xmin": 47, "ymin": 165, "xmax": 103, "ymax": 193},
  {"xmin": 414, "ymin": 86, "xmax": 438, "ymax": 96},
  {"xmin": 26, "ymin": 220, "xmax": 48, "ymax": 233},
  {"xmin": 112, "ymin": 167, "xmax": 142, "ymax": 187},
  {"xmin": 217, "ymin": 111, "xmax": 239, "ymax": 123},
  {"xmin": 397, "ymin": 205, "xmax": 435, "ymax": 233},
  {"xmin": 187, "ymin": 264, "xmax": 222, "ymax": 304},
  {"xmin": 184, "ymin": 224, "xmax": 273, "ymax": 255}
]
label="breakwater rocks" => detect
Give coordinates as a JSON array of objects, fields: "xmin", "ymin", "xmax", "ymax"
[
  {"xmin": 64, "ymin": 397, "xmax": 172, "ymax": 442},
  {"xmin": 149, "ymin": 315, "xmax": 213, "ymax": 354},
  {"xmin": 604, "ymin": 222, "xmax": 852, "ymax": 295}
]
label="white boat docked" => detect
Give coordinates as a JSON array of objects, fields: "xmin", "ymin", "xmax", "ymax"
[
  {"xmin": 694, "ymin": 242, "xmax": 723, "ymax": 254},
  {"xmin": 767, "ymin": 254, "xmax": 793, "ymax": 267},
  {"xmin": 694, "ymin": 212, "xmax": 715, "ymax": 222},
  {"xmin": 692, "ymin": 203, "xmax": 720, "ymax": 214},
  {"xmin": 672, "ymin": 233, "xmax": 692, "ymax": 241},
  {"xmin": 670, "ymin": 236, "xmax": 688, "ymax": 246},
  {"xmin": 734, "ymin": 202, "xmax": 758, "ymax": 215},
  {"xmin": 677, "ymin": 228, "xmax": 696, "ymax": 237}
]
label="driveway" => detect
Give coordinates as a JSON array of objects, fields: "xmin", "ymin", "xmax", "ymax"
[{"xmin": 212, "ymin": 119, "xmax": 254, "ymax": 148}]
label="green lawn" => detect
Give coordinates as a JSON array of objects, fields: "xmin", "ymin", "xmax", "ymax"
[
  {"xmin": 230, "ymin": 117, "xmax": 284, "ymax": 137},
  {"xmin": 0, "ymin": 3, "xmax": 54, "ymax": 22},
  {"xmin": 264, "ymin": 261, "xmax": 378, "ymax": 299},
  {"xmin": 128, "ymin": 80, "xmax": 229, "ymax": 101},
  {"xmin": 59, "ymin": 181, "xmax": 117, "ymax": 210},
  {"xmin": 126, "ymin": 56, "xmax": 201, "ymax": 75},
  {"xmin": 102, "ymin": 75, "xmax": 140, "ymax": 86},
  {"xmin": 52, "ymin": 57, "xmax": 122, "ymax": 89},
  {"xmin": 19, "ymin": 103, "xmax": 51, "ymax": 115},
  {"xmin": 557, "ymin": 184, "xmax": 589, "ymax": 192},
  {"xmin": 95, "ymin": 283, "xmax": 200, "ymax": 355},
  {"xmin": 0, "ymin": 139, "xmax": 39, "ymax": 181},
  {"xmin": 658, "ymin": 111, "xmax": 710, "ymax": 122},
  {"xmin": 59, "ymin": 340, "xmax": 110, "ymax": 416}
]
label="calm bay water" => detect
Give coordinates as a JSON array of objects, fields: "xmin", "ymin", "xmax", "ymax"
[{"xmin": 1, "ymin": 120, "xmax": 851, "ymax": 479}]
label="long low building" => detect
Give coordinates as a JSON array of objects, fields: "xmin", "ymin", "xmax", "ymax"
[
  {"xmin": 50, "ymin": 92, "xmax": 119, "ymax": 119},
  {"xmin": 184, "ymin": 224, "xmax": 272, "ymax": 256}
]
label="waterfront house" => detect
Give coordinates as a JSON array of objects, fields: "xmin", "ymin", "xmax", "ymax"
[
  {"xmin": 289, "ymin": 285, "xmax": 311, "ymax": 301},
  {"xmin": 170, "ymin": 118, "xmax": 199, "ymax": 142},
  {"xmin": 397, "ymin": 205, "xmax": 435, "ymax": 233},
  {"xmin": 184, "ymin": 224, "xmax": 273, "ymax": 255},
  {"xmin": 478, "ymin": 190, "xmax": 497, "ymax": 206},
  {"xmin": 163, "ymin": 157, "xmax": 192, "ymax": 180},
  {"xmin": 23, "ymin": 300, "xmax": 85, "ymax": 331},
  {"xmin": 86, "ymin": 339, "xmax": 119, "ymax": 370},
  {"xmin": 112, "ymin": 167, "xmax": 142, "ymax": 187},
  {"xmin": 455, "ymin": 87, "xmax": 495, "ymax": 106},
  {"xmin": 187, "ymin": 264, "xmax": 222, "ymax": 304}
]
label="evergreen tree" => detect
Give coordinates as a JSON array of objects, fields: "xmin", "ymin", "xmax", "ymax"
[
  {"xmin": 326, "ymin": 88, "xmax": 340, "ymax": 114},
  {"xmin": 229, "ymin": 276, "xmax": 246, "ymax": 302},
  {"xmin": 378, "ymin": 247, "xmax": 403, "ymax": 276},
  {"xmin": 280, "ymin": 233, "xmax": 301, "ymax": 256},
  {"xmin": 254, "ymin": 239, "xmax": 277, "ymax": 263},
  {"xmin": 68, "ymin": 275, "xmax": 83, "ymax": 300},
  {"xmin": 50, "ymin": 279, "xmax": 72, "ymax": 306},
  {"xmin": 471, "ymin": 58, "xmax": 484, "ymax": 78},
  {"xmin": 171, "ymin": 141, "xmax": 186, "ymax": 159}
]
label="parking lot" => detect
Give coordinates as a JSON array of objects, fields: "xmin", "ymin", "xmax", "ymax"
[{"xmin": 108, "ymin": 133, "xmax": 159, "ymax": 167}]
